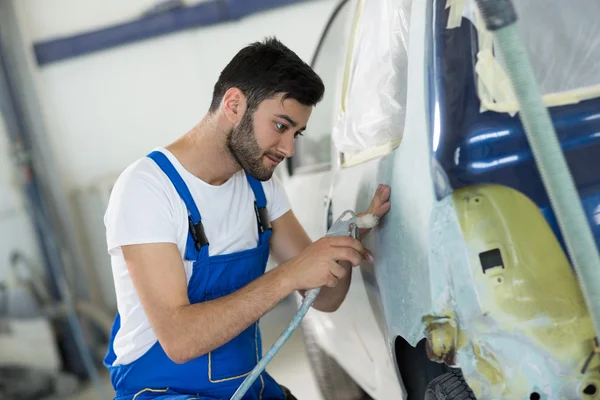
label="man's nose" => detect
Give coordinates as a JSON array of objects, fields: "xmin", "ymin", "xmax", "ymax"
[{"xmin": 278, "ymin": 131, "xmax": 295, "ymax": 158}]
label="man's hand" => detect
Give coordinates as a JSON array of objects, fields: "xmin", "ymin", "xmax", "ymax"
[
  {"xmin": 280, "ymin": 236, "xmax": 370, "ymax": 291},
  {"xmin": 357, "ymin": 184, "xmax": 391, "ymax": 239},
  {"xmin": 268, "ymin": 183, "xmax": 390, "ymax": 312}
]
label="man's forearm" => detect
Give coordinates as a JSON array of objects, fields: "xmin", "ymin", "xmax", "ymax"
[{"xmin": 166, "ymin": 265, "xmax": 294, "ymax": 363}]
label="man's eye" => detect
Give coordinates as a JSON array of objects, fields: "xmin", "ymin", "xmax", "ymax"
[
  {"xmin": 294, "ymin": 132, "xmax": 304, "ymax": 139},
  {"xmin": 275, "ymin": 123, "xmax": 287, "ymax": 132}
]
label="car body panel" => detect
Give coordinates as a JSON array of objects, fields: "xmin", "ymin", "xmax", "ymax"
[
  {"xmin": 283, "ymin": 1, "xmax": 436, "ymax": 397},
  {"xmin": 280, "ymin": 0, "xmax": 600, "ymax": 398},
  {"xmin": 428, "ymin": 0, "xmax": 600, "ymax": 255}
]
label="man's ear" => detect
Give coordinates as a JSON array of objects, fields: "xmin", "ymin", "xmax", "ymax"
[{"xmin": 222, "ymin": 88, "xmax": 247, "ymax": 125}]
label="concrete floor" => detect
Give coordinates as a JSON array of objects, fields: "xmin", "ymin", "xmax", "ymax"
[{"xmin": 66, "ymin": 295, "xmax": 323, "ymax": 399}]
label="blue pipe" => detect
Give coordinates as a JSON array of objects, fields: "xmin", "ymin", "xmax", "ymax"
[
  {"xmin": 33, "ymin": 0, "xmax": 311, "ymax": 66},
  {"xmin": 0, "ymin": 29, "xmax": 107, "ymax": 400},
  {"xmin": 474, "ymin": 0, "xmax": 600, "ymax": 340}
]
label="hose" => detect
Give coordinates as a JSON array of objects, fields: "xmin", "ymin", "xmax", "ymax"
[
  {"xmin": 229, "ymin": 287, "xmax": 321, "ymax": 400},
  {"xmin": 230, "ymin": 211, "xmax": 377, "ymax": 400},
  {"xmin": 474, "ymin": 0, "xmax": 600, "ymax": 337}
]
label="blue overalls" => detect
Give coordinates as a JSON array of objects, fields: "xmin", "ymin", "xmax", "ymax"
[{"xmin": 104, "ymin": 151, "xmax": 287, "ymax": 400}]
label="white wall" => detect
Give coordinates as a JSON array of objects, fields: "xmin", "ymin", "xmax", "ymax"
[
  {"xmin": 14, "ymin": 0, "xmax": 338, "ymax": 191},
  {"xmin": 21, "ymin": 0, "xmax": 212, "ymax": 42}
]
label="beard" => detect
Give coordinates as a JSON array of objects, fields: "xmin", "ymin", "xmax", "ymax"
[{"xmin": 226, "ymin": 111, "xmax": 281, "ymax": 181}]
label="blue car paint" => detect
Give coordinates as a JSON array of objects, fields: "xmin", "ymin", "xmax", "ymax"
[{"xmin": 428, "ymin": 0, "xmax": 600, "ymax": 255}]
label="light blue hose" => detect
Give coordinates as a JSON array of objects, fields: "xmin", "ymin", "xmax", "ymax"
[
  {"xmin": 475, "ymin": 0, "xmax": 600, "ymax": 337},
  {"xmin": 230, "ymin": 210, "xmax": 361, "ymax": 399},
  {"xmin": 229, "ymin": 287, "xmax": 320, "ymax": 400}
]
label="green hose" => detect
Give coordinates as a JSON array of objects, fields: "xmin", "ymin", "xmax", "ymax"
[{"xmin": 474, "ymin": 0, "xmax": 600, "ymax": 337}]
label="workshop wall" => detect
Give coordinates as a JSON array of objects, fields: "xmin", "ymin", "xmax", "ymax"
[
  {"xmin": 2, "ymin": 0, "xmax": 340, "ymax": 309},
  {"xmin": 12, "ymin": 0, "xmax": 338, "ymax": 191}
]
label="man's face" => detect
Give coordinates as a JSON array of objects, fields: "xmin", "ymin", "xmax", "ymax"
[{"xmin": 226, "ymin": 93, "xmax": 312, "ymax": 181}]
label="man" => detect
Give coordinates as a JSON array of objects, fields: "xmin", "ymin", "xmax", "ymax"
[{"xmin": 103, "ymin": 37, "xmax": 391, "ymax": 400}]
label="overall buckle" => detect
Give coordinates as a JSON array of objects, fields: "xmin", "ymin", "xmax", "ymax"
[
  {"xmin": 188, "ymin": 217, "xmax": 209, "ymax": 250},
  {"xmin": 254, "ymin": 203, "xmax": 271, "ymax": 234}
]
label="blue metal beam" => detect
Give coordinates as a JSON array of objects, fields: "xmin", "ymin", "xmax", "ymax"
[{"xmin": 33, "ymin": 0, "xmax": 309, "ymax": 66}]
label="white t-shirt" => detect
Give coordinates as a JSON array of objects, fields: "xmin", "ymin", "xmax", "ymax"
[{"xmin": 104, "ymin": 147, "xmax": 291, "ymax": 366}]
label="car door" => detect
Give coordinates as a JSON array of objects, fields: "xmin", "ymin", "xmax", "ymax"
[
  {"xmin": 281, "ymin": 0, "xmax": 382, "ymax": 386},
  {"xmin": 322, "ymin": 0, "xmax": 414, "ymax": 397},
  {"xmin": 281, "ymin": 0, "xmax": 353, "ymax": 235}
]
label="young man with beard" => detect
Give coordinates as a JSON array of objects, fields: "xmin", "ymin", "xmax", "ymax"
[{"xmin": 103, "ymin": 37, "xmax": 391, "ymax": 400}]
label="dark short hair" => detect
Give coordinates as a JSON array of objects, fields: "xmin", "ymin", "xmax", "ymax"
[{"xmin": 209, "ymin": 37, "xmax": 325, "ymax": 113}]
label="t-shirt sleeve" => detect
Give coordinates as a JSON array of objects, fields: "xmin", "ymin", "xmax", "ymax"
[
  {"xmin": 104, "ymin": 163, "xmax": 178, "ymax": 256},
  {"xmin": 265, "ymin": 174, "xmax": 291, "ymax": 222}
]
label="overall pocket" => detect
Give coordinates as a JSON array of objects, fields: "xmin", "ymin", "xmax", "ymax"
[{"xmin": 208, "ymin": 322, "xmax": 259, "ymax": 382}]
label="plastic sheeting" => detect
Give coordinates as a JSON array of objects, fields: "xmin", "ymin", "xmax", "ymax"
[
  {"xmin": 332, "ymin": 0, "xmax": 412, "ymax": 158},
  {"xmin": 458, "ymin": 0, "xmax": 600, "ymax": 114},
  {"xmin": 290, "ymin": 0, "xmax": 353, "ymax": 173}
]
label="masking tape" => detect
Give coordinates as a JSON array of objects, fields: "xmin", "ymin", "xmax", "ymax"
[
  {"xmin": 469, "ymin": 3, "xmax": 600, "ymax": 114},
  {"xmin": 341, "ymin": 137, "xmax": 403, "ymax": 168},
  {"xmin": 340, "ymin": 0, "xmax": 365, "ymax": 114},
  {"xmin": 445, "ymin": 0, "xmax": 465, "ymax": 29}
]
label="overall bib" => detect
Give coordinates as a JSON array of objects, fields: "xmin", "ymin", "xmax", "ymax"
[{"xmin": 104, "ymin": 151, "xmax": 287, "ymax": 400}]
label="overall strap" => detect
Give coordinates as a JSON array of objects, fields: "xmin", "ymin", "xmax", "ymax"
[
  {"xmin": 147, "ymin": 151, "xmax": 208, "ymax": 260},
  {"xmin": 245, "ymin": 172, "xmax": 272, "ymax": 244}
]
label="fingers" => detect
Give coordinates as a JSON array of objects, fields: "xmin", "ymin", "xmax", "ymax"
[
  {"xmin": 375, "ymin": 184, "xmax": 391, "ymax": 202},
  {"xmin": 326, "ymin": 261, "xmax": 349, "ymax": 287},
  {"xmin": 329, "ymin": 260, "xmax": 349, "ymax": 279},
  {"xmin": 333, "ymin": 247, "xmax": 364, "ymax": 266},
  {"xmin": 323, "ymin": 237, "xmax": 374, "ymax": 266},
  {"xmin": 363, "ymin": 249, "xmax": 375, "ymax": 264},
  {"xmin": 357, "ymin": 185, "xmax": 391, "ymax": 230},
  {"xmin": 336, "ymin": 247, "xmax": 375, "ymax": 266},
  {"xmin": 370, "ymin": 185, "xmax": 391, "ymax": 216},
  {"xmin": 327, "ymin": 236, "xmax": 364, "ymax": 254},
  {"xmin": 326, "ymin": 276, "xmax": 339, "ymax": 288},
  {"xmin": 374, "ymin": 201, "xmax": 391, "ymax": 218}
]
